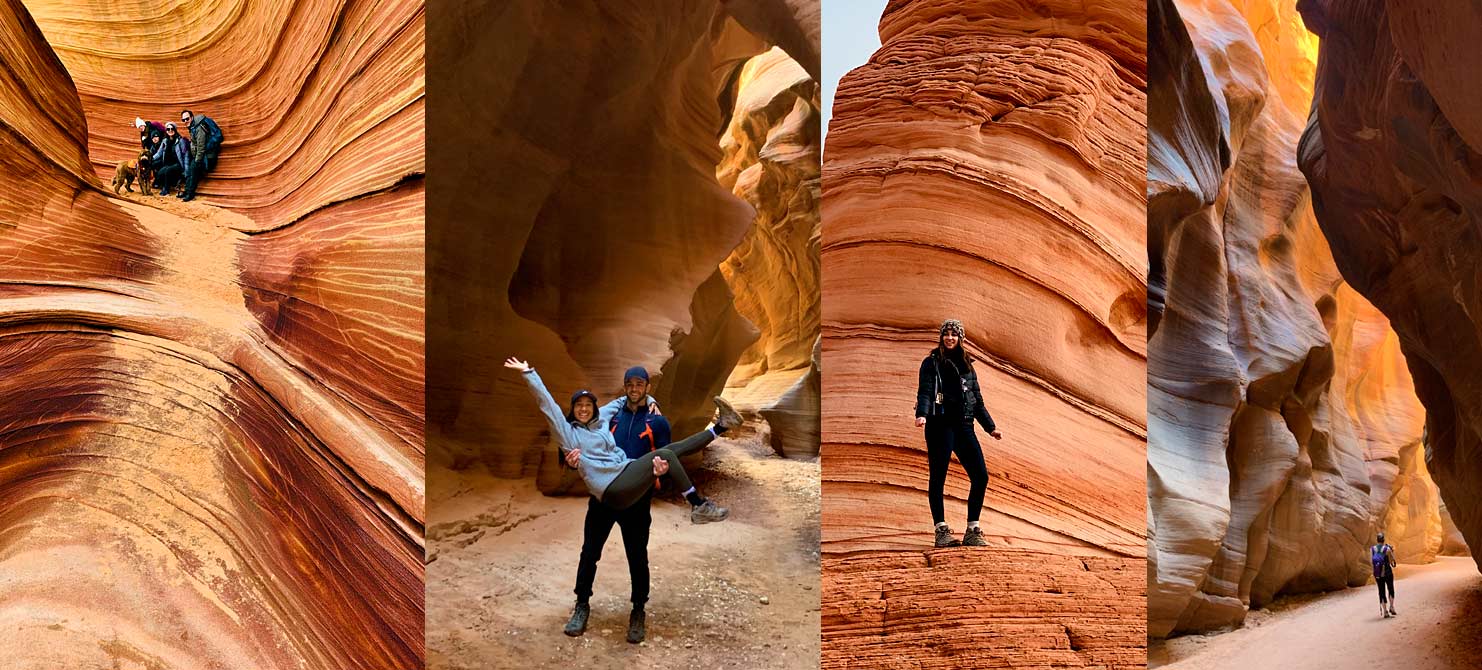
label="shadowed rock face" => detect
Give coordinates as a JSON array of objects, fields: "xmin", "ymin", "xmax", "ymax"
[
  {"xmin": 1298, "ymin": 0, "xmax": 1482, "ymax": 576},
  {"xmin": 427, "ymin": 0, "xmax": 820, "ymax": 494},
  {"xmin": 1, "ymin": 1, "xmax": 424, "ymax": 666},
  {"xmin": 820, "ymin": 0, "xmax": 1147, "ymax": 666},
  {"xmin": 1147, "ymin": 0, "xmax": 1438, "ymax": 639}
]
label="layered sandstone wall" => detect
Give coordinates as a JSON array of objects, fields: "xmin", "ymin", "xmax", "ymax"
[
  {"xmin": 821, "ymin": 0, "xmax": 1148, "ymax": 666},
  {"xmin": 427, "ymin": 0, "xmax": 820, "ymax": 497},
  {"xmin": 1, "ymin": 1, "xmax": 424, "ymax": 666},
  {"xmin": 1298, "ymin": 0, "xmax": 1482, "ymax": 573},
  {"xmin": 1147, "ymin": 0, "xmax": 1437, "ymax": 638}
]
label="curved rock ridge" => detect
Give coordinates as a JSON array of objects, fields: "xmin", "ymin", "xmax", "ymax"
[
  {"xmin": 427, "ymin": 1, "xmax": 819, "ymax": 492},
  {"xmin": 820, "ymin": 0, "xmax": 1147, "ymax": 665},
  {"xmin": 1147, "ymin": 0, "xmax": 1436, "ymax": 638},
  {"xmin": 1298, "ymin": 0, "xmax": 1482, "ymax": 574},
  {"xmin": 23, "ymin": 0, "xmax": 425, "ymax": 232},
  {"xmin": 2, "ymin": 1, "xmax": 424, "ymax": 667}
]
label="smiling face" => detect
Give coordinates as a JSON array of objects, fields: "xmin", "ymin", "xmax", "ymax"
[
  {"xmin": 624, "ymin": 377, "xmax": 648, "ymax": 405},
  {"xmin": 942, "ymin": 332, "xmax": 961, "ymax": 350},
  {"xmin": 573, "ymin": 397, "xmax": 596, "ymax": 423}
]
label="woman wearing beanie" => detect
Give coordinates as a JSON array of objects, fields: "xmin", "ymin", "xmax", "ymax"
[
  {"xmin": 503, "ymin": 356, "xmax": 741, "ymax": 523},
  {"xmin": 913, "ymin": 319, "xmax": 1003, "ymax": 547}
]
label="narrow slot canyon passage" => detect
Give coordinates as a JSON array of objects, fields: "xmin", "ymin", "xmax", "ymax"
[{"xmin": 1148, "ymin": 0, "xmax": 1482, "ymax": 665}]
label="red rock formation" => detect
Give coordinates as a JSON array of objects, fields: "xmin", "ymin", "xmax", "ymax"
[
  {"xmin": 821, "ymin": 0, "xmax": 1147, "ymax": 665},
  {"xmin": 427, "ymin": 0, "xmax": 820, "ymax": 491},
  {"xmin": 718, "ymin": 47, "xmax": 822, "ymax": 458},
  {"xmin": 1, "ymin": 1, "xmax": 424, "ymax": 666},
  {"xmin": 1147, "ymin": 0, "xmax": 1438, "ymax": 638},
  {"xmin": 23, "ymin": 0, "xmax": 424, "ymax": 231},
  {"xmin": 1298, "ymin": 0, "xmax": 1482, "ymax": 574}
]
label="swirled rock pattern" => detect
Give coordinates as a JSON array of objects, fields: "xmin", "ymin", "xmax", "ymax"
[
  {"xmin": 23, "ymin": 0, "xmax": 425, "ymax": 231},
  {"xmin": 820, "ymin": 0, "xmax": 1147, "ymax": 666},
  {"xmin": 1147, "ymin": 0, "xmax": 1438, "ymax": 639},
  {"xmin": 1, "ymin": 1, "xmax": 424, "ymax": 667},
  {"xmin": 1298, "ymin": 0, "xmax": 1482, "ymax": 577}
]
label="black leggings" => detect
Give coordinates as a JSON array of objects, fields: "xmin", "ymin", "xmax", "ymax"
[
  {"xmin": 601, "ymin": 429, "xmax": 715, "ymax": 511},
  {"xmin": 926, "ymin": 416, "xmax": 988, "ymax": 524},
  {"xmin": 1377, "ymin": 573, "xmax": 1395, "ymax": 603}
]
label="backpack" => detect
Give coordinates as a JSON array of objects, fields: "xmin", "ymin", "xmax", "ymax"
[{"xmin": 1371, "ymin": 544, "xmax": 1390, "ymax": 577}]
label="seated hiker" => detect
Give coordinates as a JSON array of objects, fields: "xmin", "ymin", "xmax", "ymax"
[{"xmin": 179, "ymin": 109, "xmax": 223, "ymax": 202}]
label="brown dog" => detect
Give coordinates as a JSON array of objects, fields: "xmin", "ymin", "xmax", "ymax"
[{"xmin": 112, "ymin": 153, "xmax": 154, "ymax": 196}]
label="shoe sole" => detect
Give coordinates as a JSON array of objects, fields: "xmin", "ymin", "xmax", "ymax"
[
  {"xmin": 692, "ymin": 513, "xmax": 730, "ymax": 524},
  {"xmin": 564, "ymin": 628, "xmax": 585, "ymax": 637},
  {"xmin": 713, "ymin": 396, "xmax": 742, "ymax": 430}
]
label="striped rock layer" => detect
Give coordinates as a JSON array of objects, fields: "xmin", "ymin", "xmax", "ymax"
[
  {"xmin": 1148, "ymin": 0, "xmax": 1444, "ymax": 638},
  {"xmin": 1, "ymin": 1, "xmax": 424, "ymax": 667},
  {"xmin": 820, "ymin": 1, "xmax": 1147, "ymax": 667},
  {"xmin": 1298, "ymin": 0, "xmax": 1482, "ymax": 582}
]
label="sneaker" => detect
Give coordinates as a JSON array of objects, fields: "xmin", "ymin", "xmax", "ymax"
[
  {"xmin": 1389, "ymin": 604, "xmax": 1397, "ymax": 616},
  {"xmin": 963, "ymin": 526, "xmax": 988, "ymax": 546},
  {"xmin": 691, "ymin": 499, "xmax": 729, "ymax": 524},
  {"xmin": 626, "ymin": 608, "xmax": 645, "ymax": 643},
  {"xmin": 563, "ymin": 602, "xmax": 590, "ymax": 637},
  {"xmin": 712, "ymin": 396, "xmax": 743, "ymax": 433},
  {"xmin": 1379, "ymin": 603, "xmax": 1388, "ymax": 619},
  {"xmin": 934, "ymin": 525, "xmax": 961, "ymax": 548}
]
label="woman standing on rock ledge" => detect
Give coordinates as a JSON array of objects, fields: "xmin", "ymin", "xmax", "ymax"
[{"xmin": 914, "ymin": 319, "xmax": 1003, "ymax": 548}]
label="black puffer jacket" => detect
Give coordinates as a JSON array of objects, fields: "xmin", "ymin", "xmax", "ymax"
[{"xmin": 915, "ymin": 347, "xmax": 996, "ymax": 433}]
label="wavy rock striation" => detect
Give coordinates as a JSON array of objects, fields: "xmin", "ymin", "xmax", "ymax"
[
  {"xmin": 1, "ymin": 1, "xmax": 424, "ymax": 667},
  {"xmin": 1298, "ymin": 0, "xmax": 1482, "ymax": 575},
  {"xmin": 1147, "ymin": 0, "xmax": 1437, "ymax": 638},
  {"xmin": 820, "ymin": 0, "xmax": 1147, "ymax": 666}
]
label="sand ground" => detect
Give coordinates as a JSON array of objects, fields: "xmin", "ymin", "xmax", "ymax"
[
  {"xmin": 426, "ymin": 431, "xmax": 821, "ymax": 669},
  {"xmin": 1151, "ymin": 557, "xmax": 1482, "ymax": 670}
]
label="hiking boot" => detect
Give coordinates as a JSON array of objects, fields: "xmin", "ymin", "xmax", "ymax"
[
  {"xmin": 963, "ymin": 526, "xmax": 988, "ymax": 547},
  {"xmin": 1388, "ymin": 604, "xmax": 1397, "ymax": 616},
  {"xmin": 1379, "ymin": 602, "xmax": 1388, "ymax": 619},
  {"xmin": 563, "ymin": 602, "xmax": 590, "ymax": 637},
  {"xmin": 626, "ymin": 608, "xmax": 645, "ymax": 643},
  {"xmin": 934, "ymin": 525, "xmax": 961, "ymax": 548},
  {"xmin": 691, "ymin": 499, "xmax": 729, "ymax": 524},
  {"xmin": 712, "ymin": 396, "xmax": 743, "ymax": 434}
]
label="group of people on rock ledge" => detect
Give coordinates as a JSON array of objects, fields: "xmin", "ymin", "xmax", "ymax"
[{"xmin": 130, "ymin": 110, "xmax": 224, "ymax": 202}]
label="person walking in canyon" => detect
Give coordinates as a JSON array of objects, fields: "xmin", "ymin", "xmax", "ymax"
[
  {"xmin": 914, "ymin": 319, "xmax": 1003, "ymax": 548},
  {"xmin": 1373, "ymin": 532, "xmax": 1398, "ymax": 618},
  {"xmin": 179, "ymin": 109, "xmax": 223, "ymax": 202},
  {"xmin": 502, "ymin": 357, "xmax": 741, "ymax": 634},
  {"xmin": 565, "ymin": 365, "xmax": 671, "ymax": 643}
]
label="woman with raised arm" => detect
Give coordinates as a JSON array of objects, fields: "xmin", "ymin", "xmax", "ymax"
[{"xmin": 504, "ymin": 357, "xmax": 740, "ymax": 523}]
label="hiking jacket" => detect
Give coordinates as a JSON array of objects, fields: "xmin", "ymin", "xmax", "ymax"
[
  {"xmin": 153, "ymin": 135, "xmax": 193, "ymax": 178},
  {"xmin": 189, "ymin": 115, "xmax": 224, "ymax": 161},
  {"xmin": 609, "ymin": 402, "xmax": 671, "ymax": 460},
  {"xmin": 915, "ymin": 348, "xmax": 996, "ymax": 433},
  {"xmin": 521, "ymin": 369, "xmax": 655, "ymax": 500}
]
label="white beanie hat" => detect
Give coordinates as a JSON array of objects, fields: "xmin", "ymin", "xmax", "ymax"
[{"xmin": 134, "ymin": 117, "xmax": 145, "ymax": 129}]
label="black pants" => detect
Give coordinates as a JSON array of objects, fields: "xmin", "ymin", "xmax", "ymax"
[
  {"xmin": 1377, "ymin": 572, "xmax": 1395, "ymax": 603},
  {"xmin": 575, "ymin": 491, "xmax": 652, "ymax": 606},
  {"xmin": 926, "ymin": 416, "xmax": 988, "ymax": 525},
  {"xmin": 183, "ymin": 149, "xmax": 219, "ymax": 197},
  {"xmin": 154, "ymin": 163, "xmax": 184, "ymax": 193}
]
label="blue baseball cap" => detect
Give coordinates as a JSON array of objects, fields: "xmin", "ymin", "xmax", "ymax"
[{"xmin": 622, "ymin": 366, "xmax": 649, "ymax": 383}]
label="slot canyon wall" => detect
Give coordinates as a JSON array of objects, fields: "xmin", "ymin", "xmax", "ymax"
[
  {"xmin": 1, "ymin": 1, "xmax": 424, "ymax": 668},
  {"xmin": 1297, "ymin": 0, "xmax": 1482, "ymax": 574},
  {"xmin": 1147, "ymin": 0, "xmax": 1440, "ymax": 639},
  {"xmin": 426, "ymin": 0, "xmax": 820, "ymax": 501},
  {"xmin": 820, "ymin": 0, "xmax": 1148, "ymax": 667}
]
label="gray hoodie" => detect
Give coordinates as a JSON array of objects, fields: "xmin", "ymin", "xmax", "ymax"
[{"xmin": 521, "ymin": 368, "xmax": 653, "ymax": 499}]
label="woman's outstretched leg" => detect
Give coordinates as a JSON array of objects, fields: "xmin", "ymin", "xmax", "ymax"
[
  {"xmin": 602, "ymin": 448, "xmax": 730, "ymax": 524},
  {"xmin": 666, "ymin": 396, "xmax": 745, "ymax": 459}
]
